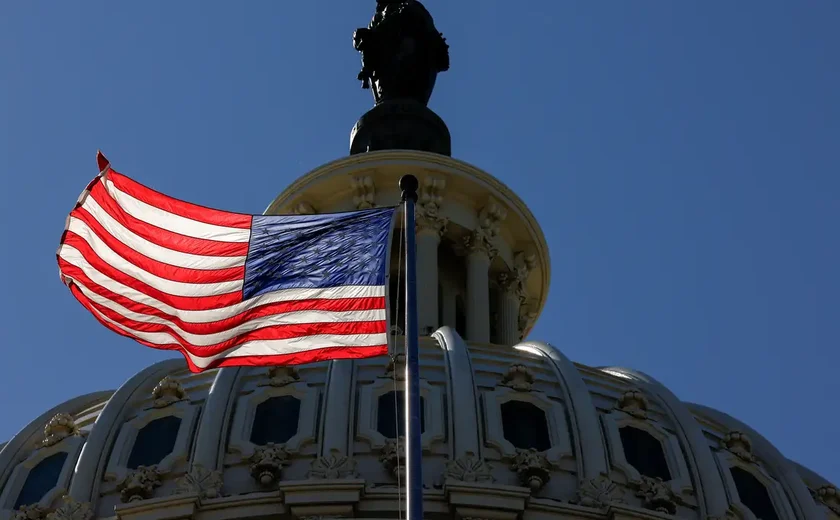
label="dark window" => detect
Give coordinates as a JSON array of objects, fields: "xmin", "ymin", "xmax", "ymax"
[
  {"xmin": 250, "ymin": 396, "xmax": 301, "ymax": 445},
  {"xmin": 389, "ymin": 277, "xmax": 406, "ymax": 333},
  {"xmin": 730, "ymin": 466, "xmax": 779, "ymax": 520},
  {"xmin": 14, "ymin": 452, "xmax": 68, "ymax": 508},
  {"xmin": 619, "ymin": 426, "xmax": 671, "ymax": 481},
  {"xmin": 455, "ymin": 295, "xmax": 466, "ymax": 337},
  {"xmin": 126, "ymin": 415, "xmax": 181, "ymax": 469},
  {"xmin": 377, "ymin": 391, "xmax": 426, "ymax": 438},
  {"xmin": 501, "ymin": 400, "xmax": 551, "ymax": 451}
]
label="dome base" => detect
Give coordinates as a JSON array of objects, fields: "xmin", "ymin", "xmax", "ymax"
[{"xmin": 349, "ymin": 100, "xmax": 451, "ymax": 156}]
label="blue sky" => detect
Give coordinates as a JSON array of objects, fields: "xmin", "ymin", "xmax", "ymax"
[{"xmin": 1, "ymin": 1, "xmax": 837, "ymax": 483}]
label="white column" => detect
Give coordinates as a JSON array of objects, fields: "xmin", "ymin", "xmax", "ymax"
[
  {"xmin": 465, "ymin": 239, "xmax": 493, "ymax": 343},
  {"xmin": 416, "ymin": 224, "xmax": 443, "ymax": 334},
  {"xmin": 496, "ymin": 274, "xmax": 521, "ymax": 345}
]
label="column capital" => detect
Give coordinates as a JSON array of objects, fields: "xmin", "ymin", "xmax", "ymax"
[
  {"xmin": 463, "ymin": 229, "xmax": 498, "ymax": 260},
  {"xmin": 416, "ymin": 177, "xmax": 448, "ymax": 237},
  {"xmin": 350, "ymin": 175, "xmax": 376, "ymax": 209},
  {"xmin": 518, "ymin": 299, "xmax": 539, "ymax": 340}
]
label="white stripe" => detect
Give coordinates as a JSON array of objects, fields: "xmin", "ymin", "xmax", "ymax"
[
  {"xmin": 61, "ymin": 251, "xmax": 385, "ymax": 320},
  {"xmin": 62, "ymin": 233, "xmax": 242, "ymax": 298},
  {"xmin": 85, "ymin": 303, "xmax": 386, "ymax": 369},
  {"xmin": 73, "ymin": 281, "xmax": 385, "ymax": 346},
  {"xmin": 79, "ymin": 199, "xmax": 247, "ymax": 270},
  {"xmin": 104, "ymin": 179, "xmax": 251, "ymax": 243}
]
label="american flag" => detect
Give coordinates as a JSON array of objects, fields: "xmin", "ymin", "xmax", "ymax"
[{"xmin": 57, "ymin": 153, "xmax": 396, "ymax": 372}]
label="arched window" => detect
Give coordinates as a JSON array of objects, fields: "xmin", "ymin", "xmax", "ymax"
[
  {"xmin": 730, "ymin": 466, "xmax": 779, "ymax": 520},
  {"xmin": 250, "ymin": 396, "xmax": 301, "ymax": 445},
  {"xmin": 501, "ymin": 400, "xmax": 551, "ymax": 451},
  {"xmin": 455, "ymin": 295, "xmax": 466, "ymax": 337},
  {"xmin": 619, "ymin": 426, "xmax": 671, "ymax": 481},
  {"xmin": 377, "ymin": 390, "xmax": 426, "ymax": 439},
  {"xmin": 127, "ymin": 415, "xmax": 182, "ymax": 469},
  {"xmin": 14, "ymin": 452, "xmax": 68, "ymax": 508}
]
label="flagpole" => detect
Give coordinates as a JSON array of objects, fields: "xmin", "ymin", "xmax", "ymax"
[{"xmin": 399, "ymin": 174, "xmax": 423, "ymax": 520}]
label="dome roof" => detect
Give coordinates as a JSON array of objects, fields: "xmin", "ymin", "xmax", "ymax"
[
  {"xmin": 4, "ymin": 153, "xmax": 836, "ymax": 520},
  {"xmin": 1, "ymin": 335, "xmax": 837, "ymax": 520}
]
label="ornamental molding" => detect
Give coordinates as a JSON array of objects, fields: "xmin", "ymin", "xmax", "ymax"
[
  {"xmin": 117, "ymin": 465, "xmax": 163, "ymax": 503},
  {"xmin": 713, "ymin": 450, "xmax": 797, "ymax": 520},
  {"xmin": 720, "ymin": 431, "xmax": 755, "ymax": 463},
  {"xmin": 258, "ymin": 366, "xmax": 300, "ymax": 388},
  {"xmin": 383, "ymin": 353, "xmax": 406, "ymax": 381},
  {"xmin": 615, "ymin": 389, "xmax": 650, "ymax": 420},
  {"xmin": 416, "ymin": 177, "xmax": 448, "ymax": 237},
  {"xmin": 600, "ymin": 409, "xmax": 692, "ymax": 495},
  {"xmin": 570, "ymin": 475, "xmax": 625, "ymax": 509},
  {"xmin": 379, "ymin": 437, "xmax": 406, "ymax": 481},
  {"xmin": 518, "ymin": 301, "xmax": 539, "ymax": 339},
  {"xmin": 499, "ymin": 364, "xmax": 535, "ymax": 392},
  {"xmin": 104, "ymin": 400, "xmax": 198, "ymax": 483},
  {"xmin": 350, "ymin": 175, "xmax": 375, "ymax": 209},
  {"xmin": 44, "ymin": 497, "xmax": 93, "ymax": 520},
  {"xmin": 174, "ymin": 464, "xmax": 223, "ymax": 499},
  {"xmin": 511, "ymin": 251, "xmax": 536, "ymax": 300},
  {"xmin": 812, "ymin": 485, "xmax": 840, "ymax": 515},
  {"xmin": 462, "ymin": 198, "xmax": 507, "ymax": 259},
  {"xmin": 632, "ymin": 475, "xmax": 679, "ymax": 515},
  {"xmin": 0, "ymin": 434, "xmax": 83, "ymax": 512},
  {"xmin": 11, "ymin": 505, "xmax": 48, "ymax": 520},
  {"xmin": 292, "ymin": 201, "xmax": 316, "ymax": 215},
  {"xmin": 444, "ymin": 452, "xmax": 494, "ymax": 483},
  {"xmin": 307, "ymin": 449, "xmax": 359, "ymax": 479},
  {"xmin": 249, "ymin": 443, "xmax": 289, "ymax": 487},
  {"xmin": 41, "ymin": 414, "xmax": 80, "ymax": 448},
  {"xmin": 150, "ymin": 376, "xmax": 188, "ymax": 409},
  {"xmin": 510, "ymin": 448, "xmax": 552, "ymax": 492}
]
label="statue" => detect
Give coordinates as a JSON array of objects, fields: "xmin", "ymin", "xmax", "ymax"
[{"xmin": 353, "ymin": 0, "xmax": 450, "ymax": 106}]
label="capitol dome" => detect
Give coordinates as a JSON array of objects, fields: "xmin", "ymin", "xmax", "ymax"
[
  {"xmin": 1, "ymin": 3, "xmax": 836, "ymax": 520},
  {"xmin": 1, "ymin": 150, "xmax": 838, "ymax": 520}
]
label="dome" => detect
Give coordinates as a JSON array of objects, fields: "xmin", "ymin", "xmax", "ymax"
[{"xmin": 1, "ymin": 152, "xmax": 837, "ymax": 520}]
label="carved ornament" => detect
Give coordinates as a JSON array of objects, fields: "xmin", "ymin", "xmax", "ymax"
[
  {"xmin": 151, "ymin": 376, "xmax": 187, "ymax": 408},
  {"xmin": 463, "ymin": 199, "xmax": 506, "ymax": 260},
  {"xmin": 510, "ymin": 448, "xmax": 552, "ymax": 492},
  {"xmin": 292, "ymin": 201, "xmax": 316, "ymax": 215},
  {"xmin": 258, "ymin": 366, "xmax": 300, "ymax": 387},
  {"xmin": 813, "ymin": 485, "xmax": 840, "ymax": 515},
  {"xmin": 41, "ymin": 413, "xmax": 80, "ymax": 447},
  {"xmin": 379, "ymin": 437, "xmax": 406, "ymax": 480},
  {"xmin": 117, "ymin": 465, "xmax": 162, "ymax": 503},
  {"xmin": 633, "ymin": 476, "xmax": 678, "ymax": 515},
  {"xmin": 384, "ymin": 353, "xmax": 406, "ymax": 380},
  {"xmin": 249, "ymin": 443, "xmax": 289, "ymax": 487},
  {"xmin": 499, "ymin": 364, "xmax": 535, "ymax": 392},
  {"xmin": 518, "ymin": 300, "xmax": 539, "ymax": 339},
  {"xmin": 721, "ymin": 431, "xmax": 755, "ymax": 463},
  {"xmin": 351, "ymin": 176, "xmax": 376, "ymax": 209},
  {"xmin": 11, "ymin": 505, "xmax": 48, "ymax": 520},
  {"xmin": 174, "ymin": 464, "xmax": 224, "ymax": 499},
  {"xmin": 416, "ymin": 177, "xmax": 448, "ymax": 237},
  {"xmin": 444, "ymin": 452, "xmax": 494, "ymax": 483},
  {"xmin": 308, "ymin": 449, "xmax": 359, "ymax": 479},
  {"xmin": 45, "ymin": 497, "xmax": 93, "ymax": 520},
  {"xmin": 570, "ymin": 475, "xmax": 625, "ymax": 509},
  {"xmin": 616, "ymin": 389, "xmax": 649, "ymax": 420}
]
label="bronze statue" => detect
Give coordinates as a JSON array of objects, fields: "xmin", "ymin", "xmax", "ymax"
[{"xmin": 353, "ymin": 0, "xmax": 450, "ymax": 106}]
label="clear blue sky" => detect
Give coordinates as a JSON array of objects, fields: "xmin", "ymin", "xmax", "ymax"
[{"xmin": 1, "ymin": 2, "xmax": 838, "ymax": 483}]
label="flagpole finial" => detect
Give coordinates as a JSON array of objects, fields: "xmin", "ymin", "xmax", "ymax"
[{"xmin": 400, "ymin": 174, "xmax": 419, "ymax": 202}]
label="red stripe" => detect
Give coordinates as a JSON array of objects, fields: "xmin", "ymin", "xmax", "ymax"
[
  {"xmin": 68, "ymin": 284, "xmax": 387, "ymax": 374},
  {"xmin": 89, "ymin": 182, "xmax": 249, "ymax": 257},
  {"xmin": 73, "ymin": 285, "xmax": 386, "ymax": 356},
  {"xmin": 59, "ymin": 258, "xmax": 384, "ymax": 334},
  {"xmin": 106, "ymin": 169, "xmax": 252, "ymax": 229},
  {"xmin": 62, "ymin": 226, "xmax": 244, "ymax": 285},
  {"xmin": 62, "ymin": 236, "xmax": 242, "ymax": 310}
]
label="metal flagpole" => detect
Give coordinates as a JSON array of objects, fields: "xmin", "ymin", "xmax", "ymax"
[{"xmin": 399, "ymin": 175, "xmax": 423, "ymax": 520}]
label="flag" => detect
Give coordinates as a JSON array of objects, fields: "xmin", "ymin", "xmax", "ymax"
[{"xmin": 57, "ymin": 153, "xmax": 396, "ymax": 372}]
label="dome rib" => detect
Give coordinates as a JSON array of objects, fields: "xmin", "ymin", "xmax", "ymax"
[
  {"xmin": 68, "ymin": 359, "xmax": 184, "ymax": 504},
  {"xmin": 600, "ymin": 367, "xmax": 729, "ymax": 519},
  {"xmin": 517, "ymin": 341, "xmax": 608, "ymax": 479},
  {"xmin": 0, "ymin": 391, "xmax": 114, "ymax": 492},
  {"xmin": 434, "ymin": 326, "xmax": 482, "ymax": 458},
  {"xmin": 688, "ymin": 403, "xmax": 822, "ymax": 520},
  {"xmin": 191, "ymin": 367, "xmax": 242, "ymax": 470}
]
